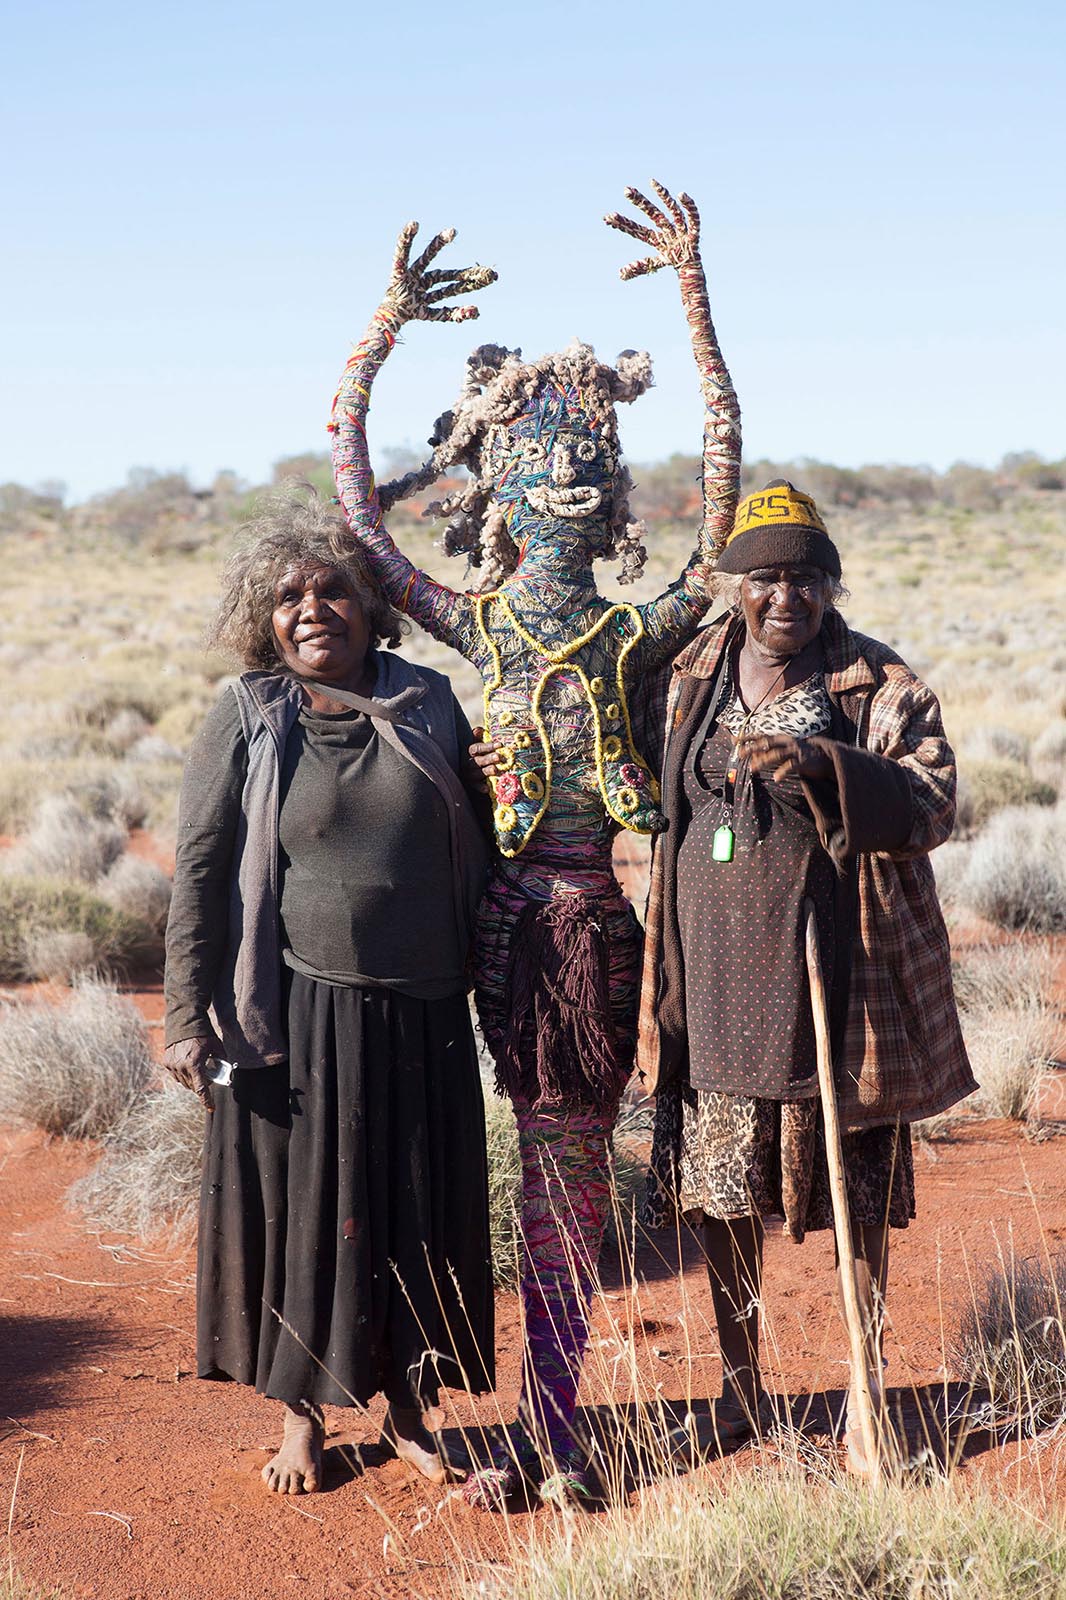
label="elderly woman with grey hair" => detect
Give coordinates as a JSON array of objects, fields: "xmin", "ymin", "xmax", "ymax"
[
  {"xmin": 163, "ymin": 483, "xmax": 493, "ymax": 1494},
  {"xmin": 635, "ymin": 478, "xmax": 976, "ymax": 1473}
]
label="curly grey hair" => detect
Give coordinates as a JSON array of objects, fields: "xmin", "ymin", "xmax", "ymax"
[
  {"xmin": 210, "ymin": 482, "xmax": 405, "ymax": 669},
  {"xmin": 369, "ymin": 340, "xmax": 655, "ymax": 590}
]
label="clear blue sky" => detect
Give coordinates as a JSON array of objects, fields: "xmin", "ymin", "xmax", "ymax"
[{"xmin": 3, "ymin": 0, "xmax": 1063, "ymax": 501}]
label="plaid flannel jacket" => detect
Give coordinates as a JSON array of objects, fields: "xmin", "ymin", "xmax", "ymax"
[{"xmin": 631, "ymin": 609, "xmax": 976, "ymax": 1130}]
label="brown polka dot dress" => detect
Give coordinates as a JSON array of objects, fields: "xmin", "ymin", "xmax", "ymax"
[{"xmin": 644, "ymin": 669, "xmax": 914, "ymax": 1243}]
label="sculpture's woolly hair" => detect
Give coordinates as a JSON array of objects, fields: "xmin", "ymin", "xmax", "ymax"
[{"xmin": 378, "ymin": 340, "xmax": 654, "ymax": 589}]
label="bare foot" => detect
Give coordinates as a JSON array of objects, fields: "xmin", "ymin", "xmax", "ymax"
[
  {"xmin": 262, "ymin": 1402, "xmax": 325, "ymax": 1495},
  {"xmin": 381, "ymin": 1404, "xmax": 466, "ymax": 1484}
]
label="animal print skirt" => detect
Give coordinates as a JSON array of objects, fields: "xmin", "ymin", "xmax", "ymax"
[{"xmin": 643, "ymin": 1083, "xmax": 915, "ymax": 1243}]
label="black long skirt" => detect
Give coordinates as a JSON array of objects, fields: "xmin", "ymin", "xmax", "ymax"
[{"xmin": 196, "ymin": 973, "xmax": 495, "ymax": 1409}]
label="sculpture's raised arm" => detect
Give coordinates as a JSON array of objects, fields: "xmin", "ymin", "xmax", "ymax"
[
  {"xmin": 605, "ymin": 182, "xmax": 742, "ymax": 657},
  {"xmin": 328, "ymin": 224, "xmax": 497, "ymax": 656}
]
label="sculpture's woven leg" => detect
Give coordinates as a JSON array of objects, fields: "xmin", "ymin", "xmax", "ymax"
[{"xmin": 514, "ymin": 1105, "xmax": 615, "ymax": 1466}]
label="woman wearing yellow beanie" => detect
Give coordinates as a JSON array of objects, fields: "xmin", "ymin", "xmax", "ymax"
[{"xmin": 636, "ymin": 478, "xmax": 975, "ymax": 1473}]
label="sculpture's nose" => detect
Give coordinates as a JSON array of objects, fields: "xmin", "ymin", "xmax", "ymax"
[{"xmin": 552, "ymin": 443, "xmax": 577, "ymax": 486}]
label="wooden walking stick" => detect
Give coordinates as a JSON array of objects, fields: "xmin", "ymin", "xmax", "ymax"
[{"xmin": 803, "ymin": 898, "xmax": 883, "ymax": 1482}]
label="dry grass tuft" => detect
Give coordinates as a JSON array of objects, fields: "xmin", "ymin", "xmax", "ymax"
[
  {"xmin": 952, "ymin": 941, "xmax": 1054, "ymax": 1014},
  {"xmin": 1, "ymin": 795, "xmax": 126, "ymax": 884},
  {"xmin": 956, "ymin": 760, "xmax": 1057, "ymax": 833},
  {"xmin": 69, "ymin": 1078, "xmax": 205, "ymax": 1237},
  {"xmin": 491, "ymin": 1470, "xmax": 1066, "ymax": 1599},
  {"xmin": 956, "ymin": 1252, "xmax": 1066, "ymax": 1436},
  {"xmin": 0, "ymin": 1575, "xmax": 65, "ymax": 1600},
  {"xmin": 952, "ymin": 803, "xmax": 1066, "ymax": 931},
  {"xmin": 0, "ymin": 977, "xmax": 153, "ymax": 1139},
  {"xmin": 0, "ymin": 876, "xmax": 154, "ymax": 983},
  {"xmin": 966, "ymin": 998, "xmax": 1056, "ymax": 1120},
  {"xmin": 1033, "ymin": 718, "xmax": 1066, "ymax": 778},
  {"xmin": 942, "ymin": 943, "xmax": 1057, "ymax": 1123},
  {"xmin": 98, "ymin": 854, "xmax": 172, "ymax": 935},
  {"xmin": 21, "ymin": 929, "xmax": 99, "ymax": 984}
]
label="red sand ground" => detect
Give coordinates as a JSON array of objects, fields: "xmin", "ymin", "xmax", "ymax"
[
  {"xmin": 4, "ymin": 1113, "xmax": 1065, "ymax": 1599},
  {"xmin": 2, "ymin": 838, "xmax": 1065, "ymax": 1597}
]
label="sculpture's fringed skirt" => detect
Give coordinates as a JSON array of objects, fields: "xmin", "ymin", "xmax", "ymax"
[{"xmin": 474, "ymin": 861, "xmax": 642, "ymax": 1465}]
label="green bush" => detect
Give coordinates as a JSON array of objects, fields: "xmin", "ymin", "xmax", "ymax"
[{"xmin": 0, "ymin": 876, "xmax": 155, "ymax": 982}]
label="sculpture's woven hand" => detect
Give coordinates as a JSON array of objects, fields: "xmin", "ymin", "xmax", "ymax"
[
  {"xmin": 607, "ymin": 182, "xmax": 740, "ymax": 563},
  {"xmin": 379, "ymin": 222, "xmax": 497, "ymax": 328},
  {"xmin": 327, "ymin": 223, "xmax": 496, "ymax": 655},
  {"xmin": 604, "ymin": 181, "xmax": 702, "ymax": 280}
]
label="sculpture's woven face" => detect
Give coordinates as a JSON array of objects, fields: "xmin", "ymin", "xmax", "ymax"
[{"xmin": 482, "ymin": 380, "xmax": 618, "ymax": 531}]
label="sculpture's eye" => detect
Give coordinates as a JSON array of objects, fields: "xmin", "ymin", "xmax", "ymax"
[
  {"xmin": 520, "ymin": 439, "xmax": 548, "ymax": 469},
  {"xmin": 576, "ymin": 438, "xmax": 597, "ymax": 463}
]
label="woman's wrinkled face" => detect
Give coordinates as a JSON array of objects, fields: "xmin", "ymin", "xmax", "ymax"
[
  {"xmin": 740, "ymin": 565, "xmax": 830, "ymax": 655},
  {"xmin": 271, "ymin": 565, "xmax": 371, "ymax": 683}
]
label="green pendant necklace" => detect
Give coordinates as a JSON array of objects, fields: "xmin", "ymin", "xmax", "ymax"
[{"xmin": 713, "ymin": 656, "xmax": 790, "ymax": 865}]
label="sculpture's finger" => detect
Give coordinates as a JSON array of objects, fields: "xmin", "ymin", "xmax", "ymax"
[
  {"xmin": 651, "ymin": 180, "xmax": 686, "ymax": 230},
  {"xmin": 428, "ymin": 303, "xmax": 481, "ymax": 323},
  {"xmin": 411, "ymin": 227, "xmax": 456, "ymax": 275},
  {"xmin": 392, "ymin": 221, "xmax": 419, "ymax": 277},
  {"xmin": 420, "ymin": 266, "xmax": 470, "ymax": 288},
  {"xmin": 624, "ymin": 185, "xmax": 670, "ymax": 232},
  {"xmin": 604, "ymin": 211, "xmax": 658, "ymax": 247},
  {"xmin": 619, "ymin": 254, "xmax": 666, "ymax": 281},
  {"xmin": 680, "ymin": 192, "xmax": 702, "ymax": 246},
  {"xmin": 422, "ymin": 267, "xmax": 496, "ymax": 305}
]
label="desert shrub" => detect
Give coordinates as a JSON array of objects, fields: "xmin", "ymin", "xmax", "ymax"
[
  {"xmin": 953, "ymin": 803, "xmax": 1066, "ymax": 930},
  {"xmin": 960, "ymin": 725, "xmax": 1031, "ymax": 766},
  {"xmin": 956, "ymin": 759, "xmax": 1056, "ymax": 832},
  {"xmin": 942, "ymin": 462, "xmax": 1005, "ymax": 511},
  {"xmin": 948, "ymin": 944, "xmax": 1056, "ymax": 1121},
  {"xmin": 22, "ymin": 930, "xmax": 99, "ymax": 984},
  {"xmin": 964, "ymin": 999, "xmax": 1057, "ymax": 1120},
  {"xmin": 956, "ymin": 1253, "xmax": 1066, "ymax": 1434},
  {"xmin": 499, "ymin": 1471, "xmax": 1066, "ymax": 1600},
  {"xmin": 931, "ymin": 839, "xmax": 970, "ymax": 907},
  {"xmin": 98, "ymin": 854, "xmax": 171, "ymax": 936},
  {"xmin": 153, "ymin": 694, "xmax": 217, "ymax": 750},
  {"xmin": 0, "ymin": 978, "xmax": 153, "ymax": 1139},
  {"xmin": 67, "ymin": 679, "xmax": 167, "ymax": 732},
  {"xmin": 126, "ymin": 733, "xmax": 183, "ymax": 764},
  {"xmin": 70, "ymin": 1077, "xmax": 204, "ymax": 1237},
  {"xmin": 1001, "ymin": 450, "xmax": 1066, "ymax": 492},
  {"xmin": 1, "ymin": 796, "xmax": 126, "ymax": 883},
  {"xmin": 1033, "ymin": 718, "xmax": 1066, "ymax": 774},
  {"xmin": 102, "ymin": 707, "xmax": 152, "ymax": 753},
  {"xmin": 0, "ymin": 760, "xmax": 151, "ymax": 834},
  {"xmin": 951, "ymin": 940, "xmax": 1053, "ymax": 1014},
  {"xmin": 0, "ymin": 876, "xmax": 154, "ymax": 982}
]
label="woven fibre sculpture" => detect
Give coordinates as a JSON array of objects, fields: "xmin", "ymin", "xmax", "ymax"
[{"xmin": 328, "ymin": 184, "xmax": 742, "ymax": 1481}]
